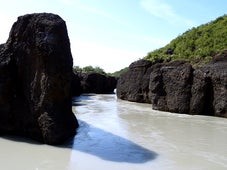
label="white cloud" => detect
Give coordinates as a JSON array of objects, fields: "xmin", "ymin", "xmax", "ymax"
[
  {"xmin": 141, "ymin": 0, "xmax": 176, "ymax": 19},
  {"xmin": 140, "ymin": 0, "xmax": 195, "ymax": 27},
  {"xmin": 72, "ymin": 2, "xmax": 132, "ymax": 29}
]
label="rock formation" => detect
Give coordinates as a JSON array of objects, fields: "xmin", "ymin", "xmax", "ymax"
[
  {"xmin": 190, "ymin": 52, "xmax": 227, "ymax": 117},
  {"xmin": 0, "ymin": 13, "xmax": 78, "ymax": 144},
  {"xmin": 149, "ymin": 60, "xmax": 193, "ymax": 113},
  {"xmin": 117, "ymin": 54, "xmax": 227, "ymax": 118},
  {"xmin": 0, "ymin": 44, "xmax": 4, "ymax": 50},
  {"xmin": 72, "ymin": 72, "xmax": 82, "ymax": 96},
  {"xmin": 79, "ymin": 72, "xmax": 117, "ymax": 94},
  {"xmin": 117, "ymin": 59, "xmax": 152, "ymax": 103}
]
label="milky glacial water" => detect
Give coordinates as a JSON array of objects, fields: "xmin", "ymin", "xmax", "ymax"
[{"xmin": 0, "ymin": 94, "xmax": 227, "ymax": 170}]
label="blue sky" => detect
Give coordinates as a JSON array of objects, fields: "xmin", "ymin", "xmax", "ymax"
[{"xmin": 0, "ymin": 0, "xmax": 226, "ymax": 72}]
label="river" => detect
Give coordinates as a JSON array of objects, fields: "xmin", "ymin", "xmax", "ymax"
[{"xmin": 0, "ymin": 94, "xmax": 227, "ymax": 170}]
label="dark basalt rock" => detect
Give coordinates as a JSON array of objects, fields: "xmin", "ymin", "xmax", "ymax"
[
  {"xmin": 117, "ymin": 59, "xmax": 193, "ymax": 110},
  {"xmin": 190, "ymin": 52, "xmax": 227, "ymax": 117},
  {"xmin": 117, "ymin": 59, "xmax": 153, "ymax": 103},
  {"xmin": 80, "ymin": 72, "xmax": 117, "ymax": 94},
  {"xmin": 149, "ymin": 61, "xmax": 193, "ymax": 113},
  {"xmin": 72, "ymin": 72, "xmax": 82, "ymax": 96},
  {"xmin": 0, "ymin": 13, "xmax": 78, "ymax": 144},
  {"xmin": 117, "ymin": 54, "xmax": 226, "ymax": 118},
  {"xmin": 105, "ymin": 75, "xmax": 118, "ymax": 93},
  {"xmin": 0, "ymin": 44, "xmax": 4, "ymax": 50}
]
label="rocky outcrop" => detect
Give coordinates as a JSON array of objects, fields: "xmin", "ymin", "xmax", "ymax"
[
  {"xmin": 117, "ymin": 55, "xmax": 227, "ymax": 118},
  {"xmin": 117, "ymin": 59, "xmax": 152, "ymax": 103},
  {"xmin": 149, "ymin": 61, "xmax": 193, "ymax": 113},
  {"xmin": 72, "ymin": 72, "xmax": 82, "ymax": 96},
  {"xmin": 190, "ymin": 53, "xmax": 227, "ymax": 117},
  {"xmin": 79, "ymin": 72, "xmax": 117, "ymax": 94},
  {"xmin": 71, "ymin": 72, "xmax": 117, "ymax": 96},
  {"xmin": 0, "ymin": 44, "xmax": 4, "ymax": 50},
  {"xmin": 0, "ymin": 13, "xmax": 78, "ymax": 144}
]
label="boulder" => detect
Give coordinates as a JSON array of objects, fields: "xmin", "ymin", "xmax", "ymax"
[
  {"xmin": 0, "ymin": 13, "xmax": 78, "ymax": 144},
  {"xmin": 190, "ymin": 52, "xmax": 227, "ymax": 117},
  {"xmin": 106, "ymin": 75, "xmax": 118, "ymax": 93},
  {"xmin": 117, "ymin": 59, "xmax": 153, "ymax": 103},
  {"xmin": 0, "ymin": 44, "xmax": 4, "ymax": 50},
  {"xmin": 72, "ymin": 72, "xmax": 82, "ymax": 96},
  {"xmin": 149, "ymin": 61, "xmax": 193, "ymax": 113},
  {"xmin": 80, "ymin": 72, "xmax": 117, "ymax": 94}
]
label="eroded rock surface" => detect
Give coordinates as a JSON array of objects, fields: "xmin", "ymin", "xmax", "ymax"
[
  {"xmin": 190, "ymin": 53, "xmax": 227, "ymax": 117},
  {"xmin": 149, "ymin": 61, "xmax": 193, "ymax": 113},
  {"xmin": 117, "ymin": 59, "xmax": 152, "ymax": 103},
  {"xmin": 117, "ymin": 55, "xmax": 227, "ymax": 118},
  {"xmin": 0, "ymin": 13, "xmax": 78, "ymax": 144},
  {"xmin": 80, "ymin": 72, "xmax": 117, "ymax": 94}
]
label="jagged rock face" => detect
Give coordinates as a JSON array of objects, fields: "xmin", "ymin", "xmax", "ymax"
[
  {"xmin": 0, "ymin": 44, "xmax": 4, "ymax": 50},
  {"xmin": 117, "ymin": 55, "xmax": 226, "ymax": 118},
  {"xmin": 149, "ymin": 61, "xmax": 193, "ymax": 113},
  {"xmin": 190, "ymin": 54, "xmax": 227, "ymax": 117},
  {"xmin": 117, "ymin": 59, "xmax": 193, "ymax": 110},
  {"xmin": 72, "ymin": 72, "xmax": 82, "ymax": 96},
  {"xmin": 106, "ymin": 75, "xmax": 118, "ymax": 93},
  {"xmin": 0, "ymin": 13, "xmax": 78, "ymax": 144},
  {"xmin": 80, "ymin": 72, "xmax": 117, "ymax": 94},
  {"xmin": 117, "ymin": 59, "xmax": 153, "ymax": 103}
]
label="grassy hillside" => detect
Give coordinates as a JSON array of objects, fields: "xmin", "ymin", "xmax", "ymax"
[
  {"xmin": 145, "ymin": 15, "xmax": 227, "ymax": 67},
  {"xmin": 110, "ymin": 67, "xmax": 128, "ymax": 78}
]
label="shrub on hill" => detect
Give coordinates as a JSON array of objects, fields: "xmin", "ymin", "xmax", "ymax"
[{"xmin": 145, "ymin": 15, "xmax": 227, "ymax": 67}]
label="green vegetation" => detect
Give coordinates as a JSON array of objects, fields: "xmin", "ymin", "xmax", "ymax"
[
  {"xmin": 74, "ymin": 15, "xmax": 227, "ymax": 77},
  {"xmin": 73, "ymin": 65, "xmax": 106, "ymax": 75},
  {"xmin": 110, "ymin": 67, "xmax": 128, "ymax": 78},
  {"xmin": 145, "ymin": 15, "xmax": 227, "ymax": 67},
  {"xmin": 73, "ymin": 65, "xmax": 128, "ymax": 78}
]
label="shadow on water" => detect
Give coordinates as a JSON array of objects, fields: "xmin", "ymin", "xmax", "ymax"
[
  {"xmin": 73, "ymin": 94, "xmax": 94, "ymax": 102},
  {"xmin": 1, "ymin": 93, "xmax": 157, "ymax": 164},
  {"xmin": 65, "ymin": 120, "xmax": 158, "ymax": 163},
  {"xmin": 72, "ymin": 94, "xmax": 94, "ymax": 106},
  {"xmin": 1, "ymin": 119, "xmax": 158, "ymax": 164}
]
